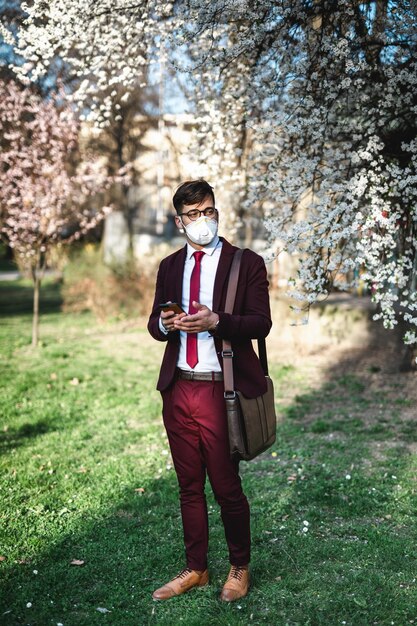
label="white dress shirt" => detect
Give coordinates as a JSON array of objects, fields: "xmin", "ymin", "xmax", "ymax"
[{"xmin": 159, "ymin": 236, "xmax": 223, "ymax": 372}]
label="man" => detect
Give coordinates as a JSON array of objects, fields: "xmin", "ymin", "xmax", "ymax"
[{"xmin": 147, "ymin": 179, "xmax": 272, "ymax": 602}]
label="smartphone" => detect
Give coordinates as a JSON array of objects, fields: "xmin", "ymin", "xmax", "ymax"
[{"xmin": 159, "ymin": 302, "xmax": 186, "ymax": 315}]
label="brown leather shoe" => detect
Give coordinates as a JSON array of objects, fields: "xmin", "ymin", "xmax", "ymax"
[
  {"xmin": 152, "ymin": 568, "xmax": 209, "ymax": 600},
  {"xmin": 220, "ymin": 565, "xmax": 249, "ymax": 602}
]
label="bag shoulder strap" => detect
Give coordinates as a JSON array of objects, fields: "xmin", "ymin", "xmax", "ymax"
[
  {"xmin": 224, "ymin": 249, "xmax": 243, "ymax": 315},
  {"xmin": 222, "ymin": 249, "xmax": 269, "ymax": 395},
  {"xmin": 222, "ymin": 250, "xmax": 242, "ymax": 395},
  {"xmin": 258, "ymin": 336, "xmax": 269, "ymax": 377}
]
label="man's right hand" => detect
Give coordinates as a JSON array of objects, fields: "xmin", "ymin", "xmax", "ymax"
[{"xmin": 160, "ymin": 307, "xmax": 186, "ymax": 332}]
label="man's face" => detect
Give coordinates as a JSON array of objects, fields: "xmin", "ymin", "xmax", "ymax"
[{"xmin": 174, "ymin": 195, "xmax": 218, "ymax": 230}]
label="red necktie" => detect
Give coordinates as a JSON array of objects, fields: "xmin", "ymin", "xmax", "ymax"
[{"xmin": 186, "ymin": 251, "xmax": 204, "ymax": 369}]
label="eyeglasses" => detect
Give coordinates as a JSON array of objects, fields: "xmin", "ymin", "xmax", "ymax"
[{"xmin": 178, "ymin": 207, "xmax": 218, "ymax": 221}]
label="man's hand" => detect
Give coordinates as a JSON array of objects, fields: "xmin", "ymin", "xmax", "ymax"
[
  {"xmin": 160, "ymin": 306, "xmax": 186, "ymax": 332},
  {"xmin": 173, "ymin": 301, "xmax": 219, "ymax": 333}
]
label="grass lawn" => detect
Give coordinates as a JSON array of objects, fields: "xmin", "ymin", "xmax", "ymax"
[{"xmin": 0, "ymin": 279, "xmax": 416, "ymax": 626}]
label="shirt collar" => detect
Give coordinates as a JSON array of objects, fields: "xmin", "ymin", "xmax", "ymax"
[{"xmin": 186, "ymin": 235, "xmax": 221, "ymax": 260}]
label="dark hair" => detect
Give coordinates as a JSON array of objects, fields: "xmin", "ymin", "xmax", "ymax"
[{"xmin": 173, "ymin": 179, "xmax": 215, "ymax": 213}]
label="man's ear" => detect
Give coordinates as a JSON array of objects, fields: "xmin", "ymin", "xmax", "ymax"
[{"xmin": 174, "ymin": 215, "xmax": 184, "ymax": 233}]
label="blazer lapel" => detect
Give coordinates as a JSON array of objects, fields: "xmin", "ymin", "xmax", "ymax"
[{"xmin": 213, "ymin": 238, "xmax": 237, "ymax": 312}]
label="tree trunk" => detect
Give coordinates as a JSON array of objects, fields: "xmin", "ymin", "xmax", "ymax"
[
  {"xmin": 31, "ymin": 252, "xmax": 43, "ymax": 347},
  {"xmin": 115, "ymin": 118, "xmax": 135, "ymax": 259},
  {"xmin": 397, "ymin": 316, "xmax": 417, "ymax": 372},
  {"xmin": 399, "ymin": 344, "xmax": 417, "ymax": 373}
]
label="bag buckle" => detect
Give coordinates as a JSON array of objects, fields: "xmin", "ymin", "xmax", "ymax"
[
  {"xmin": 221, "ymin": 349, "xmax": 234, "ymax": 358},
  {"xmin": 224, "ymin": 391, "xmax": 236, "ymax": 399}
]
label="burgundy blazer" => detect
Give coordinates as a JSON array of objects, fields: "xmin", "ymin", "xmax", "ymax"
[{"xmin": 147, "ymin": 238, "xmax": 272, "ymax": 398}]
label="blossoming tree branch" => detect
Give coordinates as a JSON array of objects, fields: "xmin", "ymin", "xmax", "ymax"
[
  {"xmin": 0, "ymin": 81, "xmax": 126, "ymax": 345},
  {"xmin": 1, "ymin": 0, "xmax": 416, "ymax": 359},
  {"xmin": 179, "ymin": 1, "xmax": 417, "ymax": 356}
]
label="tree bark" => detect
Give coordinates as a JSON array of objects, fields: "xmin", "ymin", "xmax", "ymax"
[
  {"xmin": 31, "ymin": 252, "xmax": 43, "ymax": 347},
  {"xmin": 397, "ymin": 316, "xmax": 417, "ymax": 372},
  {"xmin": 115, "ymin": 117, "xmax": 135, "ymax": 258}
]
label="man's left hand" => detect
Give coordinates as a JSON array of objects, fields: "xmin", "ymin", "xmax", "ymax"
[{"xmin": 173, "ymin": 301, "xmax": 219, "ymax": 333}]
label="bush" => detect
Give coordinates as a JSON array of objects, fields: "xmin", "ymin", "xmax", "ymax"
[{"xmin": 62, "ymin": 244, "xmax": 159, "ymax": 320}]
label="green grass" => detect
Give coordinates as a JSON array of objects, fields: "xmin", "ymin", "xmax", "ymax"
[{"xmin": 1, "ymin": 279, "xmax": 417, "ymax": 625}]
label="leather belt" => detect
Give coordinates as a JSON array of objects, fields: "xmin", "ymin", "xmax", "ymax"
[{"xmin": 176, "ymin": 368, "xmax": 224, "ymax": 382}]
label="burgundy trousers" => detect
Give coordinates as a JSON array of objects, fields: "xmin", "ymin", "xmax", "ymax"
[{"xmin": 161, "ymin": 378, "xmax": 251, "ymax": 571}]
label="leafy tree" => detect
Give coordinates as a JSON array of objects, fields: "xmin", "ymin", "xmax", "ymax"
[
  {"xmin": 0, "ymin": 80, "xmax": 125, "ymax": 345},
  {"xmin": 4, "ymin": 1, "xmax": 172, "ymax": 126},
  {"xmin": 82, "ymin": 79, "xmax": 158, "ymax": 255},
  {"xmin": 3, "ymin": 1, "xmax": 416, "ymax": 362},
  {"xmin": 174, "ymin": 0, "xmax": 417, "ymax": 364}
]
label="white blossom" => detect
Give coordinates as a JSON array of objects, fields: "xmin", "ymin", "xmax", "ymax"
[{"xmin": 4, "ymin": 0, "xmax": 417, "ymax": 347}]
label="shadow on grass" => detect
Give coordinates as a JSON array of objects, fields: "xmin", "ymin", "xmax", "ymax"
[
  {"xmin": 314, "ymin": 293, "xmax": 417, "ymax": 373},
  {"xmin": 0, "ymin": 317, "xmax": 416, "ymax": 625},
  {"xmin": 0, "ymin": 418, "xmax": 70, "ymax": 454},
  {"xmin": 0, "ymin": 279, "xmax": 63, "ymax": 318}
]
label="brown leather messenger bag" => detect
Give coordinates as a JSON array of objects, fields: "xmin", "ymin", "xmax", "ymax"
[{"xmin": 222, "ymin": 249, "xmax": 277, "ymax": 461}]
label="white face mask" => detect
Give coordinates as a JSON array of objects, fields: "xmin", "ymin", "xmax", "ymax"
[{"xmin": 181, "ymin": 215, "xmax": 218, "ymax": 246}]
